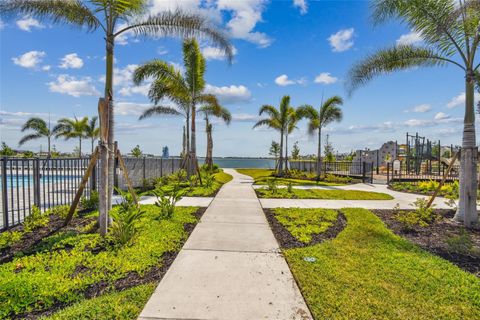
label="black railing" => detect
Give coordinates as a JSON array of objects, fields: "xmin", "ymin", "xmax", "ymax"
[
  {"xmin": 289, "ymin": 161, "xmax": 374, "ymax": 183},
  {"xmin": 386, "ymin": 161, "xmax": 459, "ymax": 185},
  {"xmin": 1, "ymin": 156, "xmax": 183, "ymax": 230}
]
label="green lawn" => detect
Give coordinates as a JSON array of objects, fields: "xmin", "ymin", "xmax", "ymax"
[
  {"xmin": 272, "ymin": 208, "xmax": 338, "ymax": 243},
  {"xmin": 236, "ymin": 168, "xmax": 344, "ymax": 186},
  {"xmin": 0, "ymin": 205, "xmax": 200, "ymax": 319},
  {"xmin": 282, "ymin": 208, "xmax": 480, "ymax": 319},
  {"xmin": 256, "ymin": 188, "xmax": 394, "ymax": 200}
]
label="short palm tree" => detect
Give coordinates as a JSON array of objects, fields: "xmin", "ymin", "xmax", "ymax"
[
  {"xmin": 298, "ymin": 96, "xmax": 343, "ymax": 179},
  {"xmin": 1, "ymin": 0, "xmax": 233, "ymax": 235},
  {"xmin": 346, "ymin": 0, "xmax": 479, "ymax": 226},
  {"xmin": 254, "ymin": 95, "xmax": 292, "ymax": 175},
  {"xmin": 19, "ymin": 117, "xmax": 55, "ymax": 157},
  {"xmin": 54, "ymin": 116, "xmax": 88, "ymax": 157},
  {"xmin": 284, "ymin": 107, "xmax": 299, "ymax": 170},
  {"xmin": 199, "ymin": 100, "xmax": 231, "ymax": 170},
  {"xmin": 85, "ymin": 116, "xmax": 100, "ymax": 155},
  {"xmin": 134, "ymin": 39, "xmax": 218, "ymax": 176}
]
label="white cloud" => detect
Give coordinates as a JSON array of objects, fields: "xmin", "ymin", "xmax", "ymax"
[
  {"xmin": 0, "ymin": 110, "xmax": 48, "ymax": 117},
  {"xmin": 314, "ymin": 72, "xmax": 338, "ymax": 85},
  {"xmin": 12, "ymin": 51, "xmax": 45, "ymax": 69},
  {"xmin": 116, "ymin": 122, "xmax": 154, "ymax": 131},
  {"xmin": 274, "ymin": 74, "xmax": 306, "ymax": 86},
  {"xmin": 293, "ymin": 0, "xmax": 308, "ymax": 14},
  {"xmin": 405, "ymin": 103, "xmax": 431, "ymax": 113},
  {"xmin": 434, "ymin": 112, "xmax": 450, "ymax": 120},
  {"xmin": 42, "ymin": 65, "xmax": 51, "ymax": 71},
  {"xmin": 116, "ymin": 102, "xmax": 152, "ymax": 116},
  {"xmin": 16, "ymin": 16, "xmax": 44, "ymax": 31},
  {"xmin": 396, "ymin": 30, "xmax": 422, "ymax": 46},
  {"xmin": 100, "ymin": 64, "xmax": 147, "ymax": 96},
  {"xmin": 48, "ymin": 75, "xmax": 100, "ymax": 97},
  {"xmin": 404, "ymin": 119, "xmax": 430, "ymax": 127},
  {"xmin": 119, "ymin": 85, "xmax": 150, "ymax": 97},
  {"xmin": 447, "ymin": 92, "xmax": 465, "ymax": 108},
  {"xmin": 202, "ymin": 46, "xmax": 237, "ymax": 61},
  {"xmin": 232, "ymin": 113, "xmax": 261, "ymax": 122},
  {"xmin": 0, "ymin": 19, "xmax": 5, "ymax": 30},
  {"xmin": 328, "ymin": 28, "xmax": 355, "ymax": 52},
  {"xmin": 205, "ymin": 84, "xmax": 252, "ymax": 104},
  {"xmin": 59, "ymin": 53, "xmax": 84, "ymax": 69},
  {"xmin": 217, "ymin": 0, "xmax": 272, "ymax": 48},
  {"xmin": 157, "ymin": 46, "xmax": 168, "ymax": 55}
]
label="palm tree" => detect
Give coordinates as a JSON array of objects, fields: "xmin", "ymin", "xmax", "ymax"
[
  {"xmin": 346, "ymin": 0, "xmax": 479, "ymax": 227},
  {"xmin": 254, "ymin": 95, "xmax": 293, "ymax": 175},
  {"xmin": 84, "ymin": 116, "xmax": 100, "ymax": 155},
  {"xmin": 199, "ymin": 100, "xmax": 231, "ymax": 170},
  {"xmin": 19, "ymin": 117, "xmax": 55, "ymax": 157},
  {"xmin": 54, "ymin": 116, "xmax": 88, "ymax": 157},
  {"xmin": 134, "ymin": 39, "xmax": 219, "ymax": 176},
  {"xmin": 1, "ymin": 0, "xmax": 233, "ymax": 235},
  {"xmin": 297, "ymin": 96, "xmax": 343, "ymax": 179},
  {"xmin": 284, "ymin": 107, "xmax": 299, "ymax": 171}
]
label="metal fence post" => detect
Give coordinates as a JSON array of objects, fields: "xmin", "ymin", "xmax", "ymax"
[
  {"xmin": 143, "ymin": 156, "xmax": 146, "ymax": 181},
  {"xmin": 362, "ymin": 162, "xmax": 366, "ymax": 183},
  {"xmin": 387, "ymin": 162, "xmax": 390, "ymax": 185},
  {"xmin": 160, "ymin": 157, "xmax": 163, "ymax": 177},
  {"xmin": 2, "ymin": 157, "xmax": 9, "ymax": 229},
  {"xmin": 33, "ymin": 157, "xmax": 41, "ymax": 208},
  {"xmin": 90, "ymin": 156, "xmax": 97, "ymax": 191}
]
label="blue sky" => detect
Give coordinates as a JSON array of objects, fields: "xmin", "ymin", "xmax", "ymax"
[{"xmin": 1, "ymin": 0, "xmax": 478, "ymax": 157}]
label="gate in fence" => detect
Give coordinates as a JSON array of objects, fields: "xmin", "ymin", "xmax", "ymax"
[
  {"xmin": 1, "ymin": 156, "xmax": 182, "ymax": 230},
  {"xmin": 289, "ymin": 161, "xmax": 374, "ymax": 183}
]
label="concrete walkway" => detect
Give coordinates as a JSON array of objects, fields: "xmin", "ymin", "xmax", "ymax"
[{"xmin": 138, "ymin": 169, "xmax": 312, "ymax": 320}]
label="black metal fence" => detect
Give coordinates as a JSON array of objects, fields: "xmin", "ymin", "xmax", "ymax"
[
  {"xmin": 386, "ymin": 161, "xmax": 459, "ymax": 185},
  {"xmin": 289, "ymin": 161, "xmax": 374, "ymax": 183},
  {"xmin": 1, "ymin": 156, "xmax": 183, "ymax": 230}
]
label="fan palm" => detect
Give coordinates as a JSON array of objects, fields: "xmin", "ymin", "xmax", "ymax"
[
  {"xmin": 346, "ymin": 0, "xmax": 479, "ymax": 226},
  {"xmin": 0, "ymin": 0, "xmax": 233, "ymax": 235},
  {"xmin": 19, "ymin": 117, "xmax": 55, "ymax": 157},
  {"xmin": 53, "ymin": 116, "xmax": 88, "ymax": 156},
  {"xmin": 199, "ymin": 98, "xmax": 231, "ymax": 170},
  {"xmin": 254, "ymin": 95, "xmax": 292, "ymax": 175},
  {"xmin": 297, "ymin": 96, "xmax": 343, "ymax": 179},
  {"xmin": 85, "ymin": 116, "xmax": 100, "ymax": 155},
  {"xmin": 134, "ymin": 38, "xmax": 216, "ymax": 176}
]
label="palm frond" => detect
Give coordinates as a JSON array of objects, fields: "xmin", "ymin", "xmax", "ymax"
[
  {"xmin": 21, "ymin": 117, "xmax": 48, "ymax": 135},
  {"xmin": 19, "ymin": 133, "xmax": 42, "ymax": 146},
  {"xmin": 253, "ymin": 118, "xmax": 279, "ymax": 130},
  {"xmin": 0, "ymin": 0, "xmax": 100, "ymax": 31},
  {"xmin": 139, "ymin": 105, "xmax": 182, "ymax": 120},
  {"xmin": 258, "ymin": 104, "xmax": 279, "ymax": 118}
]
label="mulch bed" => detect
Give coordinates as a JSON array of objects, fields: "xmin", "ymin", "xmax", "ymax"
[
  {"xmin": 372, "ymin": 209, "xmax": 480, "ymax": 277},
  {"xmin": 263, "ymin": 208, "xmax": 346, "ymax": 249},
  {"xmin": 11, "ymin": 206, "xmax": 207, "ymax": 320}
]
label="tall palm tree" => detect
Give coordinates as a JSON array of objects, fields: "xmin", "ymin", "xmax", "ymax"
[
  {"xmin": 19, "ymin": 117, "xmax": 55, "ymax": 157},
  {"xmin": 85, "ymin": 116, "xmax": 100, "ymax": 155},
  {"xmin": 1, "ymin": 0, "xmax": 233, "ymax": 235},
  {"xmin": 254, "ymin": 95, "xmax": 292, "ymax": 175},
  {"xmin": 199, "ymin": 100, "xmax": 231, "ymax": 170},
  {"xmin": 284, "ymin": 107, "xmax": 299, "ymax": 171},
  {"xmin": 346, "ymin": 0, "xmax": 479, "ymax": 227},
  {"xmin": 54, "ymin": 116, "xmax": 88, "ymax": 157},
  {"xmin": 298, "ymin": 96, "xmax": 343, "ymax": 179},
  {"xmin": 134, "ymin": 39, "xmax": 218, "ymax": 176}
]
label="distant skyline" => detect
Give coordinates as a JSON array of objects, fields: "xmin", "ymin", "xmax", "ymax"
[{"xmin": 1, "ymin": 0, "xmax": 478, "ymax": 157}]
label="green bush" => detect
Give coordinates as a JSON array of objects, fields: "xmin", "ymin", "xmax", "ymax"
[
  {"xmin": 153, "ymin": 186, "xmax": 185, "ymax": 220},
  {"xmin": 23, "ymin": 205, "xmax": 50, "ymax": 232},
  {"xmin": 204, "ymin": 174, "xmax": 215, "ymax": 189},
  {"xmin": 0, "ymin": 230, "xmax": 22, "ymax": 250},
  {"xmin": 323, "ymin": 174, "xmax": 352, "ymax": 184},
  {"xmin": 266, "ymin": 178, "xmax": 278, "ymax": 194},
  {"xmin": 395, "ymin": 198, "xmax": 437, "ymax": 231},
  {"xmin": 109, "ymin": 189, "xmax": 145, "ymax": 246},
  {"xmin": 446, "ymin": 229, "xmax": 475, "ymax": 255},
  {"xmin": 287, "ymin": 182, "xmax": 293, "ymax": 193},
  {"xmin": 47, "ymin": 205, "xmax": 71, "ymax": 219},
  {"xmin": 80, "ymin": 191, "xmax": 99, "ymax": 211}
]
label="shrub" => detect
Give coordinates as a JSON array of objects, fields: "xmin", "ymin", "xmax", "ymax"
[
  {"xmin": 267, "ymin": 178, "xmax": 278, "ymax": 194},
  {"xmin": 323, "ymin": 174, "xmax": 352, "ymax": 184},
  {"xmin": 188, "ymin": 175, "xmax": 198, "ymax": 190},
  {"xmin": 170, "ymin": 169, "xmax": 187, "ymax": 183},
  {"xmin": 152, "ymin": 186, "xmax": 185, "ymax": 220},
  {"xmin": 23, "ymin": 205, "xmax": 49, "ymax": 232},
  {"xmin": 395, "ymin": 198, "xmax": 437, "ymax": 231},
  {"xmin": 47, "ymin": 205, "xmax": 71, "ymax": 219},
  {"xmin": 80, "ymin": 190, "xmax": 99, "ymax": 211},
  {"xmin": 446, "ymin": 229, "xmax": 475, "ymax": 255},
  {"xmin": 109, "ymin": 189, "xmax": 145, "ymax": 246},
  {"xmin": 204, "ymin": 174, "xmax": 215, "ymax": 189},
  {"xmin": 287, "ymin": 182, "xmax": 293, "ymax": 193},
  {"xmin": 0, "ymin": 231, "xmax": 22, "ymax": 250}
]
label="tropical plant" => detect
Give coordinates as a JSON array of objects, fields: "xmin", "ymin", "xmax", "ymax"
[
  {"xmin": 18, "ymin": 117, "xmax": 55, "ymax": 157},
  {"xmin": 84, "ymin": 116, "xmax": 100, "ymax": 154},
  {"xmin": 284, "ymin": 107, "xmax": 299, "ymax": 170},
  {"xmin": 109, "ymin": 188, "xmax": 145, "ymax": 246},
  {"xmin": 152, "ymin": 186, "xmax": 185, "ymax": 220},
  {"xmin": 131, "ymin": 145, "xmax": 142, "ymax": 158},
  {"xmin": 134, "ymin": 39, "xmax": 228, "ymax": 176},
  {"xmin": 199, "ymin": 99, "xmax": 231, "ymax": 170},
  {"xmin": 291, "ymin": 141, "xmax": 300, "ymax": 160},
  {"xmin": 53, "ymin": 116, "xmax": 88, "ymax": 156},
  {"xmin": 269, "ymin": 140, "xmax": 281, "ymax": 169},
  {"xmin": 23, "ymin": 205, "xmax": 49, "ymax": 232},
  {"xmin": 254, "ymin": 95, "xmax": 293, "ymax": 175},
  {"xmin": 1, "ymin": 0, "xmax": 233, "ymax": 236},
  {"xmin": 0, "ymin": 142, "xmax": 15, "ymax": 156},
  {"xmin": 346, "ymin": 0, "xmax": 479, "ymax": 226},
  {"xmin": 80, "ymin": 190, "xmax": 99, "ymax": 211},
  {"xmin": 297, "ymin": 96, "xmax": 343, "ymax": 178}
]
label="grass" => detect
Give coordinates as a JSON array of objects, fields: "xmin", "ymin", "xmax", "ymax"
[
  {"xmin": 256, "ymin": 188, "xmax": 394, "ymax": 200},
  {"xmin": 272, "ymin": 208, "xmax": 338, "ymax": 243},
  {"xmin": 0, "ymin": 205, "xmax": 200, "ymax": 318},
  {"xmin": 42, "ymin": 283, "xmax": 156, "ymax": 320},
  {"xmin": 236, "ymin": 168, "xmax": 345, "ymax": 186},
  {"xmin": 283, "ymin": 208, "xmax": 480, "ymax": 319}
]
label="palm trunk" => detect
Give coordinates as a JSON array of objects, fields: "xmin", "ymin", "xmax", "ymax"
[
  {"xmin": 47, "ymin": 135, "xmax": 51, "ymax": 158},
  {"xmin": 79, "ymin": 137, "xmax": 82, "ymax": 157},
  {"xmin": 182, "ymin": 125, "xmax": 186, "ymax": 157},
  {"xmin": 205, "ymin": 119, "xmax": 213, "ymax": 170},
  {"xmin": 317, "ymin": 127, "xmax": 322, "ymax": 179},
  {"xmin": 278, "ymin": 130, "xmax": 284, "ymax": 175},
  {"xmin": 91, "ymin": 138, "xmax": 94, "ymax": 155},
  {"xmin": 454, "ymin": 73, "xmax": 478, "ymax": 227},
  {"xmin": 285, "ymin": 133, "xmax": 289, "ymax": 172},
  {"xmin": 189, "ymin": 102, "xmax": 197, "ymax": 176}
]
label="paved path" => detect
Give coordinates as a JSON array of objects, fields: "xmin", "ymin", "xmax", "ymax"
[{"xmin": 138, "ymin": 169, "xmax": 312, "ymax": 320}]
